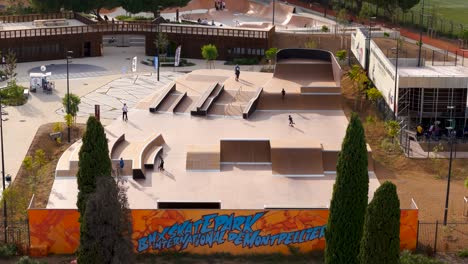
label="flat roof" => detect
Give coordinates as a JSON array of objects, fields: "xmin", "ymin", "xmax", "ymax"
[{"xmin": 398, "ymin": 65, "xmax": 468, "ymax": 78}]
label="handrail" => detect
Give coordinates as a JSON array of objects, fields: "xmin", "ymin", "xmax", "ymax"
[
  {"xmin": 0, "ymin": 22, "xmax": 270, "ymax": 39},
  {"xmin": 0, "ymin": 12, "xmax": 74, "ymax": 23}
]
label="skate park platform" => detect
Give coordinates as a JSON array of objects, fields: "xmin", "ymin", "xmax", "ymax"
[{"xmin": 50, "ymin": 48, "xmax": 380, "ymax": 210}]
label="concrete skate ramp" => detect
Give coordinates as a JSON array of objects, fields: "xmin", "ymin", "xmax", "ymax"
[
  {"xmin": 220, "ymin": 139, "xmax": 271, "ymax": 163},
  {"xmin": 186, "ymin": 145, "xmax": 220, "ymax": 171},
  {"xmin": 274, "ymin": 49, "xmax": 342, "ymax": 88},
  {"xmin": 274, "ymin": 62, "xmax": 335, "ymax": 86},
  {"xmin": 173, "ymin": 0, "xmax": 294, "ymax": 28},
  {"xmin": 270, "ymin": 140, "xmax": 324, "ymax": 176},
  {"xmin": 322, "ymin": 147, "xmax": 375, "ymax": 172},
  {"xmin": 257, "ymin": 92, "xmax": 341, "ymax": 110}
]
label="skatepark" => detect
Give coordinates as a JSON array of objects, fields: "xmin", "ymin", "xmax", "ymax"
[
  {"xmin": 50, "ymin": 49, "xmax": 380, "ymax": 210},
  {"xmin": 104, "ymin": 0, "xmax": 336, "ymax": 30}
]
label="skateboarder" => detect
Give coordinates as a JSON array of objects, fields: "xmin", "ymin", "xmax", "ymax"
[
  {"xmin": 288, "ymin": 115, "xmax": 295, "ymax": 127},
  {"xmin": 122, "ymin": 103, "xmax": 128, "ymax": 121},
  {"xmin": 235, "ymin": 65, "xmax": 240, "ymax": 81},
  {"xmin": 158, "ymin": 157, "xmax": 165, "ymax": 171},
  {"xmin": 281, "ymin": 88, "xmax": 286, "ymax": 100}
]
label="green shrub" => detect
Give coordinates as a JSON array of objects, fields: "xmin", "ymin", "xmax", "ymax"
[
  {"xmin": 384, "ymin": 32, "xmax": 390, "ymax": 37},
  {"xmin": 0, "ymin": 244, "xmax": 17, "ymax": 258},
  {"xmin": 458, "ymin": 248, "xmax": 468, "ymax": 258},
  {"xmin": 0, "ymin": 81, "xmax": 26, "ymax": 106},
  {"xmin": 16, "ymin": 256, "xmax": 47, "ymax": 264},
  {"xmin": 321, "ymin": 25, "xmax": 329, "ymax": 32},
  {"xmin": 335, "ymin": 50, "xmax": 347, "ymax": 61},
  {"xmin": 115, "ymin": 15, "xmax": 152, "ymax": 21},
  {"xmin": 400, "ymin": 250, "xmax": 445, "ymax": 264}
]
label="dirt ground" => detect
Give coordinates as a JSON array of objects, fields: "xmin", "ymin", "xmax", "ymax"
[
  {"xmin": 373, "ymin": 37, "xmax": 456, "ymax": 63},
  {"xmin": 273, "ymin": 33, "xmax": 351, "ymax": 54},
  {"xmin": 340, "ymin": 73, "xmax": 467, "ymax": 222},
  {"xmin": 5, "ymin": 123, "xmax": 84, "ymax": 221}
]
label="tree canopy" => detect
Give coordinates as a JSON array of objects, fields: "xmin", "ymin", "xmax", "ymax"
[
  {"xmin": 325, "ymin": 113, "xmax": 369, "ymax": 264},
  {"xmin": 359, "ymin": 181, "xmax": 400, "ymax": 264},
  {"xmin": 80, "ymin": 176, "xmax": 134, "ymax": 263}
]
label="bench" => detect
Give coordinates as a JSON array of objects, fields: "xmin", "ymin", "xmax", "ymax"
[
  {"xmin": 49, "ymin": 132, "xmax": 62, "ymax": 141},
  {"xmin": 149, "ymin": 82, "xmax": 176, "ymax": 112},
  {"xmin": 143, "ymin": 146, "xmax": 163, "ymax": 169}
]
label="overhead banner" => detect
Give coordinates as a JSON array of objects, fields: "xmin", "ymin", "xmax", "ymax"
[
  {"xmin": 28, "ymin": 209, "xmax": 418, "ymax": 256},
  {"xmin": 175, "ymin": 46, "xmax": 182, "ymax": 67},
  {"xmin": 132, "ymin": 56, "xmax": 137, "ymax": 72}
]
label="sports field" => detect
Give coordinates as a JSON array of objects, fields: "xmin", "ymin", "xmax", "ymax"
[{"xmin": 411, "ymin": 0, "xmax": 468, "ymax": 26}]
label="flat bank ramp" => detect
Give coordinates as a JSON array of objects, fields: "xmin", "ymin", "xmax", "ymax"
[
  {"xmin": 270, "ymin": 140, "xmax": 324, "ymax": 176},
  {"xmin": 186, "ymin": 145, "xmax": 220, "ymax": 171}
]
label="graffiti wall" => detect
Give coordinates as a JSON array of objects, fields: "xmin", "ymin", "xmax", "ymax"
[{"xmin": 28, "ymin": 209, "xmax": 418, "ymax": 255}]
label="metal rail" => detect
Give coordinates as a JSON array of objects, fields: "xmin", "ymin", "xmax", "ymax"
[{"xmin": 0, "ymin": 22, "xmax": 271, "ymax": 39}]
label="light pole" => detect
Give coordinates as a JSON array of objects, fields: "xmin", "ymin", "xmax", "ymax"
[
  {"xmin": 443, "ymin": 105, "xmax": 455, "ymax": 225},
  {"xmin": 66, "ymin": 50, "xmax": 73, "ymax": 143},
  {"xmin": 366, "ymin": 17, "xmax": 376, "ymax": 74},
  {"xmin": 417, "ymin": 0, "xmax": 425, "ymax": 67},
  {"xmin": 0, "ymin": 96, "xmax": 7, "ymax": 243},
  {"xmin": 393, "ymin": 31, "xmax": 400, "ymax": 120},
  {"xmin": 272, "ymin": 0, "xmax": 276, "ymax": 25}
]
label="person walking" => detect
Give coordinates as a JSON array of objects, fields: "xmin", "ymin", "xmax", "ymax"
[
  {"xmin": 281, "ymin": 88, "xmax": 286, "ymax": 100},
  {"xmin": 235, "ymin": 65, "xmax": 240, "ymax": 81},
  {"xmin": 158, "ymin": 156, "xmax": 165, "ymax": 171},
  {"xmin": 288, "ymin": 115, "xmax": 295, "ymax": 127},
  {"xmin": 117, "ymin": 158, "xmax": 124, "ymax": 176},
  {"xmin": 122, "ymin": 103, "xmax": 128, "ymax": 121}
]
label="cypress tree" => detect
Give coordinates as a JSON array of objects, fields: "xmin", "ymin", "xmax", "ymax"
[
  {"xmin": 76, "ymin": 116, "xmax": 112, "ymax": 262},
  {"xmin": 80, "ymin": 177, "xmax": 134, "ymax": 263},
  {"xmin": 359, "ymin": 181, "xmax": 400, "ymax": 264},
  {"xmin": 325, "ymin": 112, "xmax": 369, "ymax": 264}
]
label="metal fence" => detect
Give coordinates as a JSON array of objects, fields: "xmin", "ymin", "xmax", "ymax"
[
  {"xmin": 0, "ymin": 220, "xmax": 30, "ymax": 253},
  {"xmin": 417, "ymin": 221, "xmax": 468, "ymax": 254}
]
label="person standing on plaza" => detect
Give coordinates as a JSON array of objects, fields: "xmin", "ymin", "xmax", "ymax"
[
  {"xmin": 235, "ymin": 65, "xmax": 240, "ymax": 81},
  {"xmin": 289, "ymin": 115, "xmax": 295, "ymax": 127},
  {"xmin": 122, "ymin": 103, "xmax": 128, "ymax": 121},
  {"xmin": 281, "ymin": 88, "xmax": 286, "ymax": 100}
]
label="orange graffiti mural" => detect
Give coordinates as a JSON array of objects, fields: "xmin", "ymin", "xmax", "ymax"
[{"xmin": 28, "ymin": 209, "xmax": 418, "ymax": 256}]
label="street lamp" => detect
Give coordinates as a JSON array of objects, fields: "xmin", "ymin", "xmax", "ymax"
[
  {"xmin": 272, "ymin": 0, "xmax": 276, "ymax": 25},
  {"xmin": 393, "ymin": 30, "xmax": 400, "ymax": 120},
  {"xmin": 66, "ymin": 50, "xmax": 73, "ymax": 143},
  {"xmin": 417, "ymin": 0, "xmax": 426, "ymax": 67},
  {"xmin": 0, "ymin": 98, "xmax": 7, "ymax": 243},
  {"xmin": 443, "ymin": 105, "xmax": 456, "ymax": 225},
  {"xmin": 365, "ymin": 17, "xmax": 376, "ymax": 74}
]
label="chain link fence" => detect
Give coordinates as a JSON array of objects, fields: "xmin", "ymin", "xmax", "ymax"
[{"xmin": 417, "ymin": 221, "xmax": 468, "ymax": 254}]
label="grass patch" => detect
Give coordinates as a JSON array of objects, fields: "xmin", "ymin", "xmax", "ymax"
[
  {"xmin": 411, "ymin": 0, "xmax": 468, "ymax": 26},
  {"xmin": 115, "ymin": 15, "xmax": 153, "ymax": 22}
]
